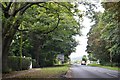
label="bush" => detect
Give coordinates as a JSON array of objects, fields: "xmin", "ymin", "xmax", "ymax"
[
  {"xmin": 8, "ymin": 56, "xmax": 32, "ymax": 71},
  {"xmin": 21, "ymin": 57, "xmax": 32, "ymax": 70}
]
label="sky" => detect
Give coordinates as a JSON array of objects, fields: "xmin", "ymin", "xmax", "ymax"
[
  {"xmin": 69, "ymin": 2, "xmax": 104, "ymax": 61},
  {"xmin": 69, "ymin": 17, "xmax": 93, "ymax": 61}
]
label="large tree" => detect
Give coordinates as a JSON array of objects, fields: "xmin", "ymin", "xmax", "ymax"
[
  {"xmin": 9, "ymin": 4, "xmax": 80, "ymax": 66},
  {"xmin": 1, "ymin": 2, "xmax": 81, "ymax": 72},
  {"xmin": 1, "ymin": 2, "xmax": 40, "ymax": 72},
  {"xmin": 1, "ymin": 1, "xmax": 97, "ymax": 72}
]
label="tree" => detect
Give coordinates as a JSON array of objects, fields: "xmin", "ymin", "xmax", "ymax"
[
  {"xmin": 86, "ymin": 2, "xmax": 120, "ymax": 66},
  {"xmin": 1, "ymin": 2, "xmax": 41, "ymax": 72},
  {"xmin": 82, "ymin": 55, "xmax": 87, "ymax": 62},
  {"xmin": 2, "ymin": 2, "xmax": 81, "ymax": 68},
  {"xmin": 1, "ymin": 2, "xmax": 97, "ymax": 72}
]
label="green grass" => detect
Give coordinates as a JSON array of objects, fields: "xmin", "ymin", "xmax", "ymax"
[
  {"xmin": 88, "ymin": 64, "xmax": 120, "ymax": 71},
  {"xmin": 88, "ymin": 64, "xmax": 101, "ymax": 67},
  {"xmin": 15, "ymin": 64, "xmax": 69, "ymax": 78}
]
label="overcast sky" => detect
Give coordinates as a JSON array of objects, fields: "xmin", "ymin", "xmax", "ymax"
[
  {"xmin": 69, "ymin": 17, "xmax": 92, "ymax": 61},
  {"xmin": 69, "ymin": 2, "xmax": 104, "ymax": 61}
]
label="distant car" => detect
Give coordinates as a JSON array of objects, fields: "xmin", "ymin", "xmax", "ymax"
[{"xmin": 81, "ymin": 61, "xmax": 86, "ymax": 65}]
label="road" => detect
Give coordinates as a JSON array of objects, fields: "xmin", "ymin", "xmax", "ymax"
[{"xmin": 67, "ymin": 64, "xmax": 119, "ymax": 80}]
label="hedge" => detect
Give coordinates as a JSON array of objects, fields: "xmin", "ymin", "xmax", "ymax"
[{"xmin": 8, "ymin": 56, "xmax": 32, "ymax": 71}]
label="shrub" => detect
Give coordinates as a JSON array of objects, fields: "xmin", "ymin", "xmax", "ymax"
[
  {"xmin": 8, "ymin": 56, "xmax": 32, "ymax": 71},
  {"xmin": 21, "ymin": 57, "xmax": 32, "ymax": 70}
]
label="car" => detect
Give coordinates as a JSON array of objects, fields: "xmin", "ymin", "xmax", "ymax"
[{"xmin": 81, "ymin": 61, "xmax": 86, "ymax": 65}]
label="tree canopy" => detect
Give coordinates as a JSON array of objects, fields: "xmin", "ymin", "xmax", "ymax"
[
  {"xmin": 1, "ymin": 1, "xmax": 99, "ymax": 72},
  {"xmin": 86, "ymin": 2, "xmax": 120, "ymax": 66},
  {"xmin": 1, "ymin": 2, "xmax": 84, "ymax": 72}
]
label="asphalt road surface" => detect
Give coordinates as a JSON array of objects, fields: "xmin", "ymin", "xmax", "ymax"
[{"xmin": 69, "ymin": 64, "xmax": 120, "ymax": 80}]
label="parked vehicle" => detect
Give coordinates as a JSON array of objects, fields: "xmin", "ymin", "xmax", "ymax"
[{"xmin": 81, "ymin": 61, "xmax": 86, "ymax": 65}]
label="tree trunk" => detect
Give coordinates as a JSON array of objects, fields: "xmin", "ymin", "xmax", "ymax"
[
  {"xmin": 2, "ymin": 27, "xmax": 18, "ymax": 72},
  {"xmin": 2, "ymin": 35, "xmax": 13, "ymax": 72},
  {"xmin": 34, "ymin": 45, "xmax": 41, "ymax": 66},
  {"xmin": 110, "ymin": 51, "xmax": 113, "ymax": 67},
  {"xmin": 2, "ymin": 2, "xmax": 34, "ymax": 72}
]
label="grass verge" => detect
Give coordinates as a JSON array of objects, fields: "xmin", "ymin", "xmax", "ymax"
[
  {"xmin": 88, "ymin": 64, "xmax": 120, "ymax": 71},
  {"xmin": 14, "ymin": 64, "xmax": 69, "ymax": 78}
]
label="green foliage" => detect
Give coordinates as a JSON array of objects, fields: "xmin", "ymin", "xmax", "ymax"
[
  {"xmin": 2, "ymin": 2, "xmax": 96, "ymax": 70},
  {"xmin": 8, "ymin": 2, "xmax": 81, "ymax": 67},
  {"xmin": 82, "ymin": 55, "xmax": 87, "ymax": 62},
  {"xmin": 9, "ymin": 31, "xmax": 33, "ymax": 57},
  {"xmin": 8, "ymin": 56, "xmax": 31, "ymax": 71},
  {"xmin": 88, "ymin": 53, "xmax": 97, "ymax": 61},
  {"xmin": 86, "ymin": 2, "xmax": 120, "ymax": 66}
]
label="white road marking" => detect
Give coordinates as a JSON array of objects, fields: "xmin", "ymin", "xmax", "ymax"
[{"xmin": 106, "ymin": 73, "xmax": 118, "ymax": 78}]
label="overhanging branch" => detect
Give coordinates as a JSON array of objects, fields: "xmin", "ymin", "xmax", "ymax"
[
  {"xmin": 0, "ymin": 2, "xmax": 13, "ymax": 18},
  {"xmin": 6, "ymin": 2, "xmax": 12, "ymax": 11},
  {"xmin": 0, "ymin": 3, "xmax": 5, "ymax": 11},
  {"xmin": 13, "ymin": 2, "xmax": 44, "ymax": 16},
  {"xmin": 19, "ymin": 3, "xmax": 34, "ymax": 15},
  {"xmin": 12, "ymin": 3, "xmax": 29, "ymax": 16}
]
